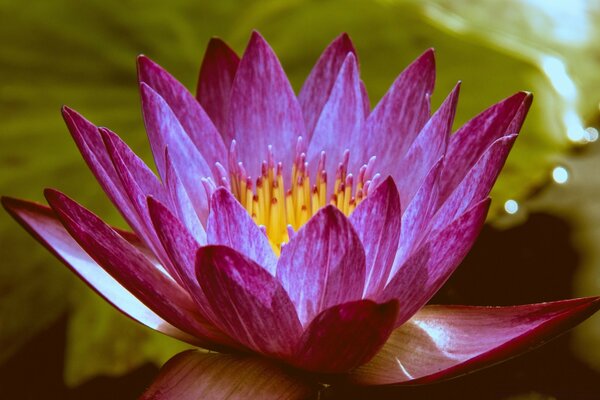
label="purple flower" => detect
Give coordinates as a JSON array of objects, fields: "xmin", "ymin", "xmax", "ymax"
[{"xmin": 3, "ymin": 32, "xmax": 599, "ymax": 395}]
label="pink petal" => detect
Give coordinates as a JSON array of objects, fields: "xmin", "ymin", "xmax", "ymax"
[
  {"xmin": 100, "ymin": 128, "xmax": 180, "ymax": 282},
  {"xmin": 1, "ymin": 196, "xmax": 203, "ymax": 346},
  {"xmin": 432, "ymin": 134, "xmax": 517, "ymax": 232},
  {"xmin": 391, "ymin": 159, "xmax": 442, "ymax": 272},
  {"xmin": 147, "ymin": 197, "xmax": 232, "ymax": 340},
  {"xmin": 277, "ymin": 206, "xmax": 366, "ymax": 326},
  {"xmin": 289, "ymin": 299, "xmax": 398, "ymax": 373},
  {"xmin": 44, "ymin": 189, "xmax": 215, "ymax": 341},
  {"xmin": 61, "ymin": 107, "xmax": 145, "ymax": 241},
  {"xmin": 229, "ymin": 31, "xmax": 305, "ymax": 179},
  {"xmin": 440, "ymin": 92, "xmax": 532, "ymax": 200},
  {"xmin": 207, "ymin": 188, "xmax": 277, "ymax": 275},
  {"xmin": 140, "ymin": 83, "xmax": 212, "ymax": 223},
  {"xmin": 349, "ymin": 176, "xmax": 401, "ymax": 298},
  {"xmin": 350, "ymin": 298, "xmax": 600, "ymax": 385},
  {"xmin": 307, "ymin": 53, "xmax": 364, "ymax": 185},
  {"xmin": 140, "ymin": 350, "xmax": 319, "ymax": 400},
  {"xmin": 164, "ymin": 150, "xmax": 206, "ymax": 244},
  {"xmin": 381, "ymin": 198, "xmax": 490, "ymax": 327},
  {"xmin": 360, "ymin": 50, "xmax": 435, "ymax": 171},
  {"xmin": 394, "ymin": 83, "xmax": 459, "ymax": 207},
  {"xmin": 298, "ymin": 33, "xmax": 356, "ymax": 141},
  {"xmin": 196, "ymin": 245, "xmax": 303, "ymax": 357},
  {"xmin": 138, "ymin": 55, "xmax": 227, "ymax": 176},
  {"xmin": 196, "ymin": 38, "xmax": 240, "ymax": 143}
]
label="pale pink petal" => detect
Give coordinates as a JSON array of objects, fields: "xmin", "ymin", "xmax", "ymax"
[
  {"xmin": 440, "ymin": 92, "xmax": 532, "ymax": 200},
  {"xmin": 140, "ymin": 83, "xmax": 212, "ymax": 223},
  {"xmin": 1, "ymin": 197, "xmax": 206, "ymax": 347},
  {"xmin": 360, "ymin": 50, "xmax": 435, "ymax": 169},
  {"xmin": 277, "ymin": 206, "xmax": 366, "ymax": 326},
  {"xmin": 140, "ymin": 350, "xmax": 319, "ymax": 400},
  {"xmin": 349, "ymin": 176, "xmax": 401, "ymax": 298},
  {"xmin": 138, "ymin": 55, "xmax": 227, "ymax": 176},
  {"xmin": 229, "ymin": 31, "xmax": 305, "ymax": 179},
  {"xmin": 298, "ymin": 33, "xmax": 356, "ymax": 141},
  {"xmin": 197, "ymin": 38, "xmax": 240, "ymax": 142},
  {"xmin": 197, "ymin": 245, "xmax": 303, "ymax": 357},
  {"xmin": 289, "ymin": 299, "xmax": 398, "ymax": 373},
  {"xmin": 381, "ymin": 198, "xmax": 490, "ymax": 327},
  {"xmin": 350, "ymin": 298, "xmax": 600, "ymax": 385},
  {"xmin": 207, "ymin": 188, "xmax": 277, "ymax": 275}
]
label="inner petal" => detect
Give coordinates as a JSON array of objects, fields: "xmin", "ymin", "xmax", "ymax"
[{"xmin": 218, "ymin": 138, "xmax": 378, "ymax": 254}]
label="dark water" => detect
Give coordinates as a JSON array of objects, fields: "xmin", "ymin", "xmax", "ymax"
[{"xmin": 1, "ymin": 213, "xmax": 599, "ymax": 399}]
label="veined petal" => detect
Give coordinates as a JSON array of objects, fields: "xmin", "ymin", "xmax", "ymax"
[
  {"xmin": 140, "ymin": 350, "xmax": 319, "ymax": 400},
  {"xmin": 44, "ymin": 189, "xmax": 215, "ymax": 341},
  {"xmin": 307, "ymin": 53, "xmax": 364, "ymax": 184},
  {"xmin": 382, "ymin": 198, "xmax": 490, "ymax": 327},
  {"xmin": 147, "ymin": 197, "xmax": 230, "ymax": 340},
  {"xmin": 361, "ymin": 50, "xmax": 435, "ymax": 170},
  {"xmin": 393, "ymin": 83, "xmax": 459, "ymax": 207},
  {"xmin": 196, "ymin": 245, "xmax": 303, "ymax": 357},
  {"xmin": 440, "ymin": 92, "xmax": 532, "ymax": 200},
  {"xmin": 138, "ymin": 55, "xmax": 227, "ymax": 175},
  {"xmin": 432, "ymin": 134, "xmax": 517, "ymax": 232},
  {"xmin": 207, "ymin": 188, "xmax": 277, "ymax": 275},
  {"xmin": 229, "ymin": 31, "xmax": 305, "ymax": 179},
  {"xmin": 298, "ymin": 33, "xmax": 356, "ymax": 140},
  {"xmin": 197, "ymin": 37, "xmax": 240, "ymax": 142},
  {"xmin": 1, "ymin": 197, "xmax": 205, "ymax": 347},
  {"xmin": 289, "ymin": 299, "xmax": 398, "ymax": 373},
  {"xmin": 277, "ymin": 206, "xmax": 366, "ymax": 326},
  {"xmin": 350, "ymin": 298, "xmax": 600, "ymax": 385},
  {"xmin": 391, "ymin": 159, "xmax": 442, "ymax": 274},
  {"xmin": 164, "ymin": 150, "xmax": 206, "ymax": 245},
  {"xmin": 61, "ymin": 107, "xmax": 145, "ymax": 242},
  {"xmin": 140, "ymin": 83, "xmax": 212, "ymax": 223},
  {"xmin": 349, "ymin": 176, "xmax": 401, "ymax": 298},
  {"xmin": 100, "ymin": 128, "xmax": 180, "ymax": 282}
]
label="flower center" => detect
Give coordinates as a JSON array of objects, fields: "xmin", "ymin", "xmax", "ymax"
[{"xmin": 218, "ymin": 138, "xmax": 379, "ymax": 255}]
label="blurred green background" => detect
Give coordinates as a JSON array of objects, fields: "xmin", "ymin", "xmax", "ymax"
[{"xmin": 1, "ymin": 0, "xmax": 600, "ymax": 398}]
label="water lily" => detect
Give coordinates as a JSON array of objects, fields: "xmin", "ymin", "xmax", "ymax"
[{"xmin": 3, "ymin": 31, "xmax": 599, "ymax": 397}]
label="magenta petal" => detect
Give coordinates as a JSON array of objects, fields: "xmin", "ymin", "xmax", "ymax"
[
  {"xmin": 229, "ymin": 32, "xmax": 305, "ymax": 179},
  {"xmin": 44, "ymin": 189, "xmax": 214, "ymax": 340},
  {"xmin": 298, "ymin": 33, "xmax": 356, "ymax": 141},
  {"xmin": 61, "ymin": 107, "xmax": 144, "ymax": 238},
  {"xmin": 382, "ymin": 198, "xmax": 490, "ymax": 326},
  {"xmin": 140, "ymin": 83, "xmax": 212, "ymax": 223},
  {"xmin": 137, "ymin": 55, "xmax": 227, "ymax": 175},
  {"xmin": 307, "ymin": 53, "xmax": 364, "ymax": 183},
  {"xmin": 207, "ymin": 188, "xmax": 277, "ymax": 275},
  {"xmin": 361, "ymin": 50, "xmax": 435, "ymax": 170},
  {"xmin": 164, "ymin": 150, "xmax": 206, "ymax": 244},
  {"xmin": 432, "ymin": 134, "xmax": 517, "ymax": 232},
  {"xmin": 394, "ymin": 83, "xmax": 459, "ymax": 207},
  {"xmin": 349, "ymin": 176, "xmax": 401, "ymax": 298},
  {"xmin": 197, "ymin": 245, "xmax": 303, "ymax": 357},
  {"xmin": 440, "ymin": 92, "xmax": 532, "ymax": 200},
  {"xmin": 289, "ymin": 299, "xmax": 399, "ymax": 373},
  {"xmin": 277, "ymin": 206, "xmax": 366, "ymax": 326},
  {"xmin": 350, "ymin": 298, "xmax": 600, "ymax": 385},
  {"xmin": 391, "ymin": 160, "xmax": 442, "ymax": 272},
  {"xmin": 140, "ymin": 350, "xmax": 319, "ymax": 400},
  {"xmin": 1, "ymin": 196, "xmax": 203, "ymax": 346},
  {"xmin": 197, "ymin": 38, "xmax": 240, "ymax": 143}
]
